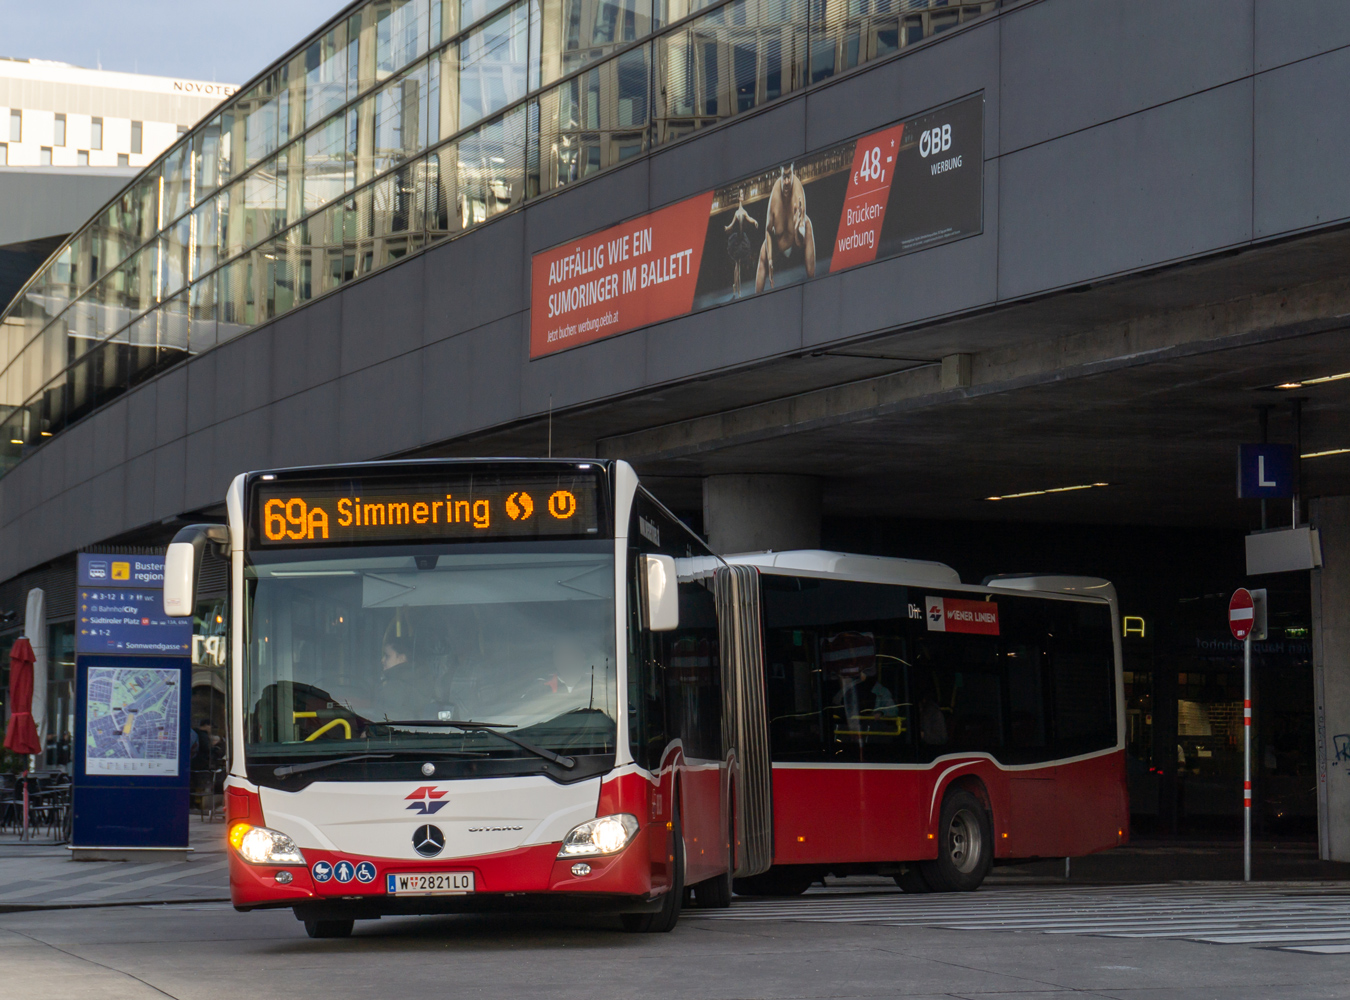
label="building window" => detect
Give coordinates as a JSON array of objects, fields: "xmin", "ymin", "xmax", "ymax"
[
  {"xmin": 54, "ymin": 113, "xmax": 66, "ymax": 146},
  {"xmin": 77, "ymin": 149, "xmax": 88, "ymax": 166},
  {"xmin": 90, "ymin": 116, "xmax": 102, "ymax": 150},
  {"xmin": 0, "ymin": 143, "xmax": 6, "ymax": 165},
  {"xmin": 8, "ymin": 109, "xmax": 19, "ymax": 142},
  {"xmin": 117, "ymin": 153, "xmax": 129, "ymax": 166},
  {"xmin": 131, "ymin": 120, "xmax": 142, "ymax": 154},
  {"xmin": 40, "ymin": 146, "xmax": 52, "ymax": 165}
]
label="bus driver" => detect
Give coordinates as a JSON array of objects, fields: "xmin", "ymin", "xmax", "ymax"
[{"xmin": 377, "ymin": 635, "xmax": 436, "ymax": 722}]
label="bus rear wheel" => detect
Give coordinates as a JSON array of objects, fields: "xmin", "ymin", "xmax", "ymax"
[
  {"xmin": 920, "ymin": 790, "xmax": 992, "ymax": 892},
  {"xmin": 304, "ymin": 919, "xmax": 354, "ymax": 939}
]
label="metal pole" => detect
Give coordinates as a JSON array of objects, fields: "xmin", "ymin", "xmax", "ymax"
[
  {"xmin": 1258, "ymin": 405, "xmax": 1270, "ymax": 531},
  {"xmin": 1291, "ymin": 398, "xmax": 1303, "ymax": 528},
  {"xmin": 1243, "ymin": 634, "xmax": 1252, "ymax": 882}
]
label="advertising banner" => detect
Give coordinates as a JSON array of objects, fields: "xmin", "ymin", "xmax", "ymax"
[{"xmin": 530, "ymin": 94, "xmax": 983, "ymax": 358}]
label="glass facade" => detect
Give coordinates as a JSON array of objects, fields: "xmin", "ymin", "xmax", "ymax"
[{"xmin": 0, "ymin": 0, "xmax": 995, "ymax": 477}]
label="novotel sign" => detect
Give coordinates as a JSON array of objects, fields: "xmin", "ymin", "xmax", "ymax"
[{"xmin": 171, "ymin": 81, "xmax": 237, "ymax": 98}]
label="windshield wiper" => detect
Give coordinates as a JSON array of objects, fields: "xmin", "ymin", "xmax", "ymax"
[
  {"xmin": 273, "ymin": 753, "xmax": 394, "ymax": 777},
  {"xmin": 384, "ymin": 720, "xmax": 576, "ymax": 769}
]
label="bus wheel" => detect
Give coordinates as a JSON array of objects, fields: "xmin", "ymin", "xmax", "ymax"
[
  {"xmin": 304, "ymin": 919, "xmax": 354, "ymax": 939},
  {"xmin": 622, "ymin": 802, "xmax": 685, "ymax": 932},
  {"xmin": 921, "ymin": 790, "xmax": 992, "ymax": 893},
  {"xmin": 893, "ymin": 865, "xmax": 931, "ymax": 893},
  {"xmin": 732, "ymin": 866, "xmax": 813, "ymax": 897},
  {"xmin": 691, "ymin": 821, "xmax": 734, "ymax": 908}
]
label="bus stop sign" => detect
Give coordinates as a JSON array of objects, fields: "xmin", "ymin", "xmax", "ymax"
[{"xmin": 1229, "ymin": 588, "xmax": 1254, "ymax": 640}]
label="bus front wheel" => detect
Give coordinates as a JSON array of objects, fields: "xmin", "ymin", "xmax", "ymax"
[
  {"xmin": 921, "ymin": 790, "xmax": 992, "ymax": 892},
  {"xmin": 304, "ymin": 918, "xmax": 354, "ymax": 939},
  {"xmin": 622, "ymin": 802, "xmax": 684, "ymax": 932}
]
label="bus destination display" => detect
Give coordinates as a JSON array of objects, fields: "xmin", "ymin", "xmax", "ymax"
[{"xmin": 253, "ymin": 476, "xmax": 601, "ymax": 545}]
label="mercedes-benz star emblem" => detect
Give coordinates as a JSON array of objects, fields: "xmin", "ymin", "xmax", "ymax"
[
  {"xmin": 421, "ymin": 762, "xmax": 435, "ymax": 776},
  {"xmin": 413, "ymin": 824, "xmax": 445, "ymax": 858}
]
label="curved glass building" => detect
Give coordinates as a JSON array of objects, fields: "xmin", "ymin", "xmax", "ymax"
[{"xmin": 0, "ymin": 0, "xmax": 992, "ymax": 476}]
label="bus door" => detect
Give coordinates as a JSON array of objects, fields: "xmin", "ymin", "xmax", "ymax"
[{"xmin": 628, "ymin": 495, "xmax": 726, "ymax": 888}]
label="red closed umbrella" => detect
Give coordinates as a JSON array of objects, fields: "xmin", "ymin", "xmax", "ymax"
[{"xmin": 4, "ymin": 637, "xmax": 40, "ymax": 754}]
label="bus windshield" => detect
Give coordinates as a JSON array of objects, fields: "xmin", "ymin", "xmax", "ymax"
[{"xmin": 244, "ymin": 541, "xmax": 617, "ymax": 767}]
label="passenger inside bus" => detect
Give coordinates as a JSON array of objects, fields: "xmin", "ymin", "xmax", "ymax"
[{"xmin": 824, "ymin": 632, "xmax": 900, "ymax": 737}]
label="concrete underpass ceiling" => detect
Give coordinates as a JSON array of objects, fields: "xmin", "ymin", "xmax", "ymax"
[
  {"xmin": 645, "ymin": 327, "xmax": 1350, "ymax": 527},
  {"xmin": 414, "ymin": 229, "xmax": 1350, "ymax": 529}
]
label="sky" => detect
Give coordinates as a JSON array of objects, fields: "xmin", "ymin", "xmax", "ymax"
[{"xmin": 0, "ymin": 0, "xmax": 351, "ymax": 87}]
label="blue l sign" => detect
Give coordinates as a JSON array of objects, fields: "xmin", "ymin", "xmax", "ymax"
[{"xmin": 1237, "ymin": 444, "xmax": 1294, "ymax": 498}]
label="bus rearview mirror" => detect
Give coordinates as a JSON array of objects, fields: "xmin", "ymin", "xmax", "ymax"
[
  {"xmin": 642, "ymin": 554, "xmax": 679, "ymax": 631},
  {"xmin": 164, "ymin": 524, "xmax": 230, "ymax": 617}
]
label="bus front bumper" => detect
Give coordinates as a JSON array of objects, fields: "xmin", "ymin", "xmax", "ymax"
[{"xmin": 229, "ymin": 828, "xmax": 661, "ymax": 914}]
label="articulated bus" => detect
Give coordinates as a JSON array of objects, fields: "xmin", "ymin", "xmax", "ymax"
[{"xmin": 164, "ymin": 458, "xmax": 1126, "ymax": 938}]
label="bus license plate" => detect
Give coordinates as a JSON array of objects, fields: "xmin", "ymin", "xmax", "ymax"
[{"xmin": 386, "ymin": 872, "xmax": 475, "ymax": 895}]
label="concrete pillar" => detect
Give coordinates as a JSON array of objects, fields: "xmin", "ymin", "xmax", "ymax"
[
  {"xmin": 702, "ymin": 475, "xmax": 821, "ymax": 555},
  {"xmin": 1311, "ymin": 496, "xmax": 1350, "ymax": 861}
]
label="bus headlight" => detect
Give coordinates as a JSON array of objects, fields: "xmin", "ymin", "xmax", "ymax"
[
  {"xmin": 229, "ymin": 823, "xmax": 306, "ymax": 865},
  {"xmin": 558, "ymin": 814, "xmax": 640, "ymax": 858}
]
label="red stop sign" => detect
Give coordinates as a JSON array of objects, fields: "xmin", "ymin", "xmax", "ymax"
[{"xmin": 1229, "ymin": 588, "xmax": 1254, "ymax": 640}]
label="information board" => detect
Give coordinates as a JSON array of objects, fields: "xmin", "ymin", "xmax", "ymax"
[
  {"xmin": 72, "ymin": 554, "xmax": 191, "ymax": 851},
  {"xmin": 77, "ymin": 586, "xmax": 192, "ymax": 655}
]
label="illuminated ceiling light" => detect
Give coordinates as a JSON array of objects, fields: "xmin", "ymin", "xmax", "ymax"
[
  {"xmin": 1272, "ymin": 370, "xmax": 1350, "ymax": 389},
  {"xmin": 984, "ymin": 482, "xmax": 1110, "ymax": 501},
  {"xmin": 1302, "ymin": 446, "xmax": 1350, "ymax": 459},
  {"xmin": 8, "ymin": 439, "xmax": 21, "ymax": 445},
  {"xmin": 1303, "ymin": 371, "xmax": 1350, "ymax": 385}
]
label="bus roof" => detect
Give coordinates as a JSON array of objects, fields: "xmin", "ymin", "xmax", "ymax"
[
  {"xmin": 984, "ymin": 574, "xmax": 1118, "ymax": 608},
  {"xmin": 724, "ymin": 552, "xmax": 1117, "ymax": 607},
  {"xmin": 723, "ymin": 550, "xmax": 962, "ymax": 587}
]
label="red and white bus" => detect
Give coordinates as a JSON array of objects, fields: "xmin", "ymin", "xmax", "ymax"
[
  {"xmin": 163, "ymin": 458, "xmax": 1125, "ymax": 937},
  {"xmin": 723, "ymin": 550, "xmax": 1127, "ymax": 895}
]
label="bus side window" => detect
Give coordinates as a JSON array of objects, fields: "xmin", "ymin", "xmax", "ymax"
[
  {"xmin": 626, "ymin": 551, "xmax": 665, "ymax": 770},
  {"xmin": 663, "ymin": 580, "xmax": 721, "ymax": 760},
  {"xmin": 764, "ymin": 628, "xmax": 823, "ymax": 759},
  {"xmin": 1046, "ymin": 601, "xmax": 1116, "ymax": 757},
  {"xmin": 629, "ymin": 495, "xmax": 721, "ymax": 765},
  {"xmin": 912, "ymin": 632, "xmax": 1004, "ymax": 754},
  {"xmin": 1004, "ymin": 643, "xmax": 1048, "ymax": 754}
]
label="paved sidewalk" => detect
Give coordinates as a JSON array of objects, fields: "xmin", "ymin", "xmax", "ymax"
[{"xmin": 0, "ymin": 816, "xmax": 229, "ymax": 911}]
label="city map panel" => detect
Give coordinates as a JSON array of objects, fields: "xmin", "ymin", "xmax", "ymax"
[{"xmin": 84, "ymin": 666, "xmax": 181, "ymax": 776}]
